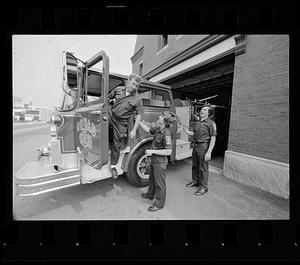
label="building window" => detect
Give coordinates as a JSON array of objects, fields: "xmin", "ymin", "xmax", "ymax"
[
  {"xmin": 139, "ymin": 62, "xmax": 143, "ymax": 76},
  {"xmin": 162, "ymin": 35, "xmax": 168, "ymax": 47},
  {"xmin": 157, "ymin": 35, "xmax": 168, "ymax": 52}
]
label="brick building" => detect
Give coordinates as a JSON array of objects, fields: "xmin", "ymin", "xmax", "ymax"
[{"xmin": 131, "ymin": 35, "xmax": 289, "ymax": 198}]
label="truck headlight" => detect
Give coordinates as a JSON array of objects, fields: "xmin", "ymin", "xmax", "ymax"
[{"xmin": 51, "ymin": 114, "xmax": 63, "ymax": 127}]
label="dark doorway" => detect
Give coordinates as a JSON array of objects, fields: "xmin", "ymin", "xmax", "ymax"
[{"xmin": 162, "ymin": 54, "xmax": 235, "ymax": 168}]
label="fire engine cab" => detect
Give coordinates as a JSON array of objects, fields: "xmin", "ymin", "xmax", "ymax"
[{"xmin": 15, "ymin": 50, "xmax": 193, "ymax": 196}]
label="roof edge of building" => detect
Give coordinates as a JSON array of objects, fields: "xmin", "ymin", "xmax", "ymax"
[{"xmin": 143, "ymin": 35, "xmax": 233, "ymax": 80}]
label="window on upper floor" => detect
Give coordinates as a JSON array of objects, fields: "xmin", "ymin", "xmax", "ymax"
[
  {"xmin": 139, "ymin": 62, "xmax": 143, "ymax": 76},
  {"xmin": 158, "ymin": 35, "xmax": 168, "ymax": 51},
  {"xmin": 162, "ymin": 35, "xmax": 168, "ymax": 47}
]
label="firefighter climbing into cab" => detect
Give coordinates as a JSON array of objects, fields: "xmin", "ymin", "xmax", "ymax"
[{"xmin": 108, "ymin": 73, "xmax": 143, "ymax": 178}]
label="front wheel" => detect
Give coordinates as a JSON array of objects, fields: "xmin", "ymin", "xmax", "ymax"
[{"xmin": 126, "ymin": 143, "xmax": 151, "ymax": 187}]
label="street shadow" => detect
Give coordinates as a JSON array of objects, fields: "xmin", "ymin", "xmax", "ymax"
[{"xmin": 13, "ymin": 177, "xmax": 117, "ymax": 219}]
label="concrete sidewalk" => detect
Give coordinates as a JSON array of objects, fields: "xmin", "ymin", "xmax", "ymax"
[
  {"xmin": 13, "ymin": 157, "xmax": 289, "ymax": 220},
  {"xmin": 177, "ymin": 159, "xmax": 289, "ymax": 219}
]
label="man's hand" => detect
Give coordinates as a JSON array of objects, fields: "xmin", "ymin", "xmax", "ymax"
[
  {"xmin": 204, "ymin": 151, "xmax": 212, "ymax": 161},
  {"xmin": 129, "ymin": 130, "xmax": 136, "ymax": 138},
  {"xmin": 145, "ymin": 149, "xmax": 153, "ymax": 155},
  {"xmin": 109, "ymin": 99, "xmax": 116, "ymax": 105}
]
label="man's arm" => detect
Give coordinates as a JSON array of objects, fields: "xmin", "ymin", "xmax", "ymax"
[
  {"xmin": 146, "ymin": 132, "xmax": 172, "ymax": 156},
  {"xmin": 204, "ymin": 135, "xmax": 216, "ymax": 161},
  {"xmin": 148, "ymin": 149, "xmax": 172, "ymax": 156},
  {"xmin": 130, "ymin": 114, "xmax": 142, "ymax": 138},
  {"xmin": 204, "ymin": 121, "xmax": 217, "ymax": 161},
  {"xmin": 130, "ymin": 97, "xmax": 143, "ymax": 138},
  {"xmin": 132, "ymin": 114, "xmax": 141, "ymax": 132},
  {"xmin": 138, "ymin": 119, "xmax": 150, "ymax": 133},
  {"xmin": 182, "ymin": 126, "xmax": 194, "ymax": 136}
]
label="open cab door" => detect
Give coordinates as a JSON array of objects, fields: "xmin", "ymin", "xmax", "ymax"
[{"xmin": 75, "ymin": 51, "xmax": 110, "ymax": 176}]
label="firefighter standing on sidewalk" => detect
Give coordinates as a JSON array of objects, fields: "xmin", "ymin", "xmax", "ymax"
[
  {"xmin": 139, "ymin": 111, "xmax": 175, "ymax": 211},
  {"xmin": 180, "ymin": 105, "xmax": 217, "ymax": 195},
  {"xmin": 108, "ymin": 73, "xmax": 143, "ymax": 178}
]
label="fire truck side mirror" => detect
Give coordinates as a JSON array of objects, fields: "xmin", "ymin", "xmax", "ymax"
[{"xmin": 63, "ymin": 52, "xmax": 78, "ymax": 91}]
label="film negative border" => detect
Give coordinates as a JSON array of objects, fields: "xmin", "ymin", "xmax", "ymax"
[
  {"xmin": 3, "ymin": 2, "xmax": 300, "ymax": 262},
  {"xmin": 2, "ymin": 222, "xmax": 300, "ymax": 260},
  {"xmin": 1, "ymin": 5, "xmax": 299, "ymax": 33}
]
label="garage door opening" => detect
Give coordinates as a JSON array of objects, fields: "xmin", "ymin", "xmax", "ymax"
[{"xmin": 162, "ymin": 54, "xmax": 235, "ymax": 169}]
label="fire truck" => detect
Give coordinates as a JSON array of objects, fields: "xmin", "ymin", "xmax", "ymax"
[{"xmin": 15, "ymin": 50, "xmax": 193, "ymax": 196}]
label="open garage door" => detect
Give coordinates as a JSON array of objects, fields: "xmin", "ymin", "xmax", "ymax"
[{"xmin": 162, "ymin": 53, "xmax": 235, "ymax": 168}]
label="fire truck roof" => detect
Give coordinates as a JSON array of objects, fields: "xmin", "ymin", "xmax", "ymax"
[{"xmin": 87, "ymin": 69, "xmax": 171, "ymax": 97}]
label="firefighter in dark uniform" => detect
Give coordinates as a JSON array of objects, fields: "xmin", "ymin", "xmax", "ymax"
[
  {"xmin": 108, "ymin": 73, "xmax": 143, "ymax": 177},
  {"xmin": 181, "ymin": 105, "xmax": 217, "ymax": 195},
  {"xmin": 139, "ymin": 111, "xmax": 176, "ymax": 211}
]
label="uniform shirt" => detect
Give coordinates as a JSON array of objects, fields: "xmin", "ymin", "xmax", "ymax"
[
  {"xmin": 190, "ymin": 118, "xmax": 217, "ymax": 143},
  {"xmin": 150, "ymin": 126, "xmax": 173, "ymax": 163},
  {"xmin": 110, "ymin": 86, "xmax": 142, "ymax": 124}
]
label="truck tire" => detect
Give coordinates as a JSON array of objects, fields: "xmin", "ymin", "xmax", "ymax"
[{"xmin": 126, "ymin": 143, "xmax": 151, "ymax": 187}]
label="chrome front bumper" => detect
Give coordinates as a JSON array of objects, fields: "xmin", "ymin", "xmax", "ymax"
[{"xmin": 15, "ymin": 156, "xmax": 81, "ymax": 196}]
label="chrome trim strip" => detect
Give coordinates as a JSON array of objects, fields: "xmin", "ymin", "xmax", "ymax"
[
  {"xmin": 15, "ymin": 166, "xmax": 79, "ymax": 181},
  {"xmin": 17, "ymin": 181, "xmax": 81, "ymax": 196},
  {"xmin": 17, "ymin": 175, "xmax": 80, "ymax": 188}
]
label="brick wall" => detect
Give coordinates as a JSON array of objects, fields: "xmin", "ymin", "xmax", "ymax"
[
  {"xmin": 132, "ymin": 35, "xmax": 208, "ymax": 76},
  {"xmin": 228, "ymin": 35, "xmax": 289, "ymax": 164}
]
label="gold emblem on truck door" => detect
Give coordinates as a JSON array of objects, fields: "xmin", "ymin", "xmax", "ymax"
[{"xmin": 77, "ymin": 117, "xmax": 96, "ymax": 149}]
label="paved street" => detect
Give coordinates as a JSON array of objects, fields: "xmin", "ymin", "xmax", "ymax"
[
  {"xmin": 12, "ymin": 122, "xmax": 289, "ymax": 220},
  {"xmin": 13, "ymin": 121, "xmax": 51, "ymax": 175}
]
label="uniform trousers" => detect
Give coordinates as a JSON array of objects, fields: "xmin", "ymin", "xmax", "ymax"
[
  {"xmin": 192, "ymin": 142, "xmax": 209, "ymax": 189},
  {"xmin": 108, "ymin": 108, "xmax": 127, "ymax": 165},
  {"xmin": 146, "ymin": 158, "xmax": 168, "ymax": 208}
]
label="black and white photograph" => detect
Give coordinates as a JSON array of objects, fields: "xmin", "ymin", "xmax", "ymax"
[{"xmin": 13, "ymin": 34, "xmax": 289, "ymax": 220}]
